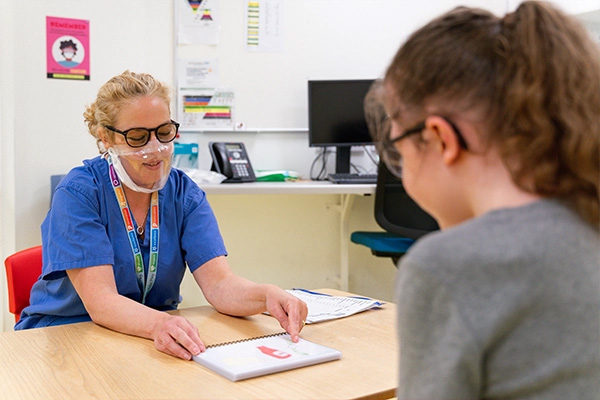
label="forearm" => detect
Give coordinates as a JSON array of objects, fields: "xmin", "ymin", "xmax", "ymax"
[
  {"xmin": 194, "ymin": 256, "xmax": 307, "ymax": 341},
  {"xmin": 66, "ymin": 265, "xmax": 168, "ymax": 339},
  {"xmin": 85, "ymin": 292, "xmax": 169, "ymax": 339},
  {"xmin": 203, "ymin": 276, "xmax": 278, "ymax": 316},
  {"xmin": 67, "ymin": 265, "xmax": 205, "ymax": 360}
]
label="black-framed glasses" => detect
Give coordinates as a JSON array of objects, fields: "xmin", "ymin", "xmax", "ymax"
[
  {"xmin": 104, "ymin": 120, "xmax": 180, "ymax": 148},
  {"xmin": 379, "ymin": 116, "xmax": 468, "ymax": 178}
]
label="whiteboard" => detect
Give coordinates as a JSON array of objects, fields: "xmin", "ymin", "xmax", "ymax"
[{"xmin": 175, "ymin": 0, "xmax": 506, "ymax": 132}]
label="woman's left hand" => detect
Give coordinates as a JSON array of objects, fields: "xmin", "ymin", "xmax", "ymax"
[
  {"xmin": 194, "ymin": 257, "xmax": 308, "ymax": 340},
  {"xmin": 265, "ymin": 286, "xmax": 308, "ymax": 342}
]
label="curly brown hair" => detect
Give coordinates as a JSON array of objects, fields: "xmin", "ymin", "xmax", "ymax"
[
  {"xmin": 384, "ymin": 1, "xmax": 600, "ymax": 229},
  {"xmin": 83, "ymin": 70, "xmax": 171, "ymax": 153}
]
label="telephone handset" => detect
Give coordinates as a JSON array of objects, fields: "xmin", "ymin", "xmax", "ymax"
[{"xmin": 209, "ymin": 142, "xmax": 257, "ymax": 183}]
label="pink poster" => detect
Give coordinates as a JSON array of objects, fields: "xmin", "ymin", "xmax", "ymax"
[{"xmin": 46, "ymin": 16, "xmax": 90, "ymax": 80}]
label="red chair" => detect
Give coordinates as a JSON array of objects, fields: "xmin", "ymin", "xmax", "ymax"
[{"xmin": 4, "ymin": 245, "xmax": 42, "ymax": 323}]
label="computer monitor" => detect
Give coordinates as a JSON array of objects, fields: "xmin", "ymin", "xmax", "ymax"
[{"xmin": 308, "ymin": 79, "xmax": 374, "ymax": 174}]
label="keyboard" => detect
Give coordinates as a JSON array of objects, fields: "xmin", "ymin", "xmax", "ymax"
[{"xmin": 328, "ymin": 173, "xmax": 378, "ymax": 184}]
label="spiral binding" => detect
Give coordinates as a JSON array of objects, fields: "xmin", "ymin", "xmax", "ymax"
[{"xmin": 206, "ymin": 331, "xmax": 287, "ymax": 349}]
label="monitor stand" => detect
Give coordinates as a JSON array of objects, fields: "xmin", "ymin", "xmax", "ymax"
[{"xmin": 335, "ymin": 146, "xmax": 351, "ymax": 174}]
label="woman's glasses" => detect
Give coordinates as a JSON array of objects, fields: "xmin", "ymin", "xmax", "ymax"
[{"xmin": 104, "ymin": 120, "xmax": 180, "ymax": 148}]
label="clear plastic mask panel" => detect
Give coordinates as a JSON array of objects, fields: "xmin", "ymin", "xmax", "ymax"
[{"xmin": 107, "ymin": 141, "xmax": 173, "ymax": 193}]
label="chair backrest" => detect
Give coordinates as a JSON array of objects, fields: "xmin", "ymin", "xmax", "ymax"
[
  {"xmin": 50, "ymin": 174, "xmax": 66, "ymax": 207},
  {"xmin": 4, "ymin": 245, "xmax": 43, "ymax": 323},
  {"xmin": 374, "ymin": 161, "xmax": 439, "ymax": 239}
]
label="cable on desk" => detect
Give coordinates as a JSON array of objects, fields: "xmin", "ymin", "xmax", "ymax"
[
  {"xmin": 310, "ymin": 148, "xmax": 331, "ymax": 180},
  {"xmin": 310, "ymin": 146, "xmax": 380, "ymax": 180}
]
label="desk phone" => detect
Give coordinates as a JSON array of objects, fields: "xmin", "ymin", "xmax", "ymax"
[{"xmin": 209, "ymin": 142, "xmax": 256, "ymax": 183}]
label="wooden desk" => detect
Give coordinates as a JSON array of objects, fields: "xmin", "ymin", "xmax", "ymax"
[
  {"xmin": 0, "ymin": 289, "xmax": 397, "ymax": 399},
  {"xmin": 196, "ymin": 181, "xmax": 376, "ymax": 291}
]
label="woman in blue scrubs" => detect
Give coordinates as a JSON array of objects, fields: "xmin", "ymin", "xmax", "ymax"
[{"xmin": 16, "ymin": 70, "xmax": 308, "ymax": 361}]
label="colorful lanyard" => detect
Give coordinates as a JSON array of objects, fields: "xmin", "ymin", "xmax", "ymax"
[{"xmin": 105, "ymin": 155, "xmax": 159, "ymax": 304}]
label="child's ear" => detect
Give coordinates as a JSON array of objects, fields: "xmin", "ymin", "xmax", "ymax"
[{"xmin": 425, "ymin": 116, "xmax": 463, "ymax": 165}]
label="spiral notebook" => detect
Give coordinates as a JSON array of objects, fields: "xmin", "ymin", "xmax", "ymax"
[{"xmin": 192, "ymin": 332, "xmax": 342, "ymax": 381}]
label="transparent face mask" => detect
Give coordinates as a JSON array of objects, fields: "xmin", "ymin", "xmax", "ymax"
[{"xmin": 107, "ymin": 141, "xmax": 174, "ymax": 193}]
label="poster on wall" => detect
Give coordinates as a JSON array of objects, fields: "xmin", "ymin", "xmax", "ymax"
[
  {"xmin": 177, "ymin": 0, "xmax": 220, "ymax": 45},
  {"xmin": 245, "ymin": 0, "xmax": 284, "ymax": 52},
  {"xmin": 179, "ymin": 88, "xmax": 235, "ymax": 131},
  {"xmin": 46, "ymin": 16, "xmax": 90, "ymax": 80},
  {"xmin": 177, "ymin": 58, "xmax": 235, "ymax": 131}
]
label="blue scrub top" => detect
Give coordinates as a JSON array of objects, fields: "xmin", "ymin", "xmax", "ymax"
[{"xmin": 16, "ymin": 156, "xmax": 227, "ymax": 329}]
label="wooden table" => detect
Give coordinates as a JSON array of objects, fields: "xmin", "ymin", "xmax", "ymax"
[{"xmin": 0, "ymin": 289, "xmax": 397, "ymax": 399}]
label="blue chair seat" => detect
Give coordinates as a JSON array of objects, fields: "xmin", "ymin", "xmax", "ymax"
[{"xmin": 351, "ymin": 231, "xmax": 415, "ymax": 258}]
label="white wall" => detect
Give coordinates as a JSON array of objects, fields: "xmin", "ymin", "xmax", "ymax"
[
  {"xmin": 175, "ymin": 0, "xmax": 508, "ymax": 131},
  {"xmin": 0, "ymin": 0, "xmax": 174, "ymax": 331},
  {"xmin": 508, "ymin": 0, "xmax": 600, "ymax": 13},
  {"xmin": 2, "ymin": 0, "xmax": 599, "ymax": 332},
  {"xmin": 0, "ymin": 0, "xmax": 17, "ymax": 335}
]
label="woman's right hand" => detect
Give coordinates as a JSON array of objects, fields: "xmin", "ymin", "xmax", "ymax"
[
  {"xmin": 67, "ymin": 265, "xmax": 206, "ymax": 361},
  {"xmin": 151, "ymin": 314, "xmax": 206, "ymax": 360}
]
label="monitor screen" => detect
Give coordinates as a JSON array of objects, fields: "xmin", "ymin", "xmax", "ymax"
[{"xmin": 308, "ymin": 79, "xmax": 374, "ymax": 147}]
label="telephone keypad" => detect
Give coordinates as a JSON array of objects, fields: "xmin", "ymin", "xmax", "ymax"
[{"xmin": 233, "ymin": 163, "xmax": 250, "ymax": 177}]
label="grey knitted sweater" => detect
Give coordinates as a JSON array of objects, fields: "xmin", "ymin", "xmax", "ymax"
[{"xmin": 396, "ymin": 199, "xmax": 600, "ymax": 399}]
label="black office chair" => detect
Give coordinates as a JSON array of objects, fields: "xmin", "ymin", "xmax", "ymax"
[
  {"xmin": 351, "ymin": 161, "xmax": 439, "ymax": 265},
  {"xmin": 352, "ymin": 80, "xmax": 439, "ymax": 265}
]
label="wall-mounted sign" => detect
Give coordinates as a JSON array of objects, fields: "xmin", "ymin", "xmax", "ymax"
[{"xmin": 46, "ymin": 16, "xmax": 90, "ymax": 80}]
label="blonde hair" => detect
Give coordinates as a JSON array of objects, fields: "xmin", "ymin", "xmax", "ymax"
[
  {"xmin": 384, "ymin": 1, "xmax": 600, "ymax": 229},
  {"xmin": 83, "ymin": 71, "xmax": 171, "ymax": 152}
]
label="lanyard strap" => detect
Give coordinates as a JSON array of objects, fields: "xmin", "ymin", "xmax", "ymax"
[{"xmin": 106, "ymin": 154, "xmax": 159, "ymax": 304}]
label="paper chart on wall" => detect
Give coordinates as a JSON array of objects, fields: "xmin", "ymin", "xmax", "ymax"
[
  {"xmin": 177, "ymin": 0, "xmax": 220, "ymax": 45},
  {"xmin": 179, "ymin": 59, "xmax": 219, "ymax": 88},
  {"xmin": 178, "ymin": 88, "xmax": 234, "ymax": 131},
  {"xmin": 245, "ymin": 0, "xmax": 284, "ymax": 52},
  {"xmin": 177, "ymin": 58, "xmax": 234, "ymax": 130}
]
